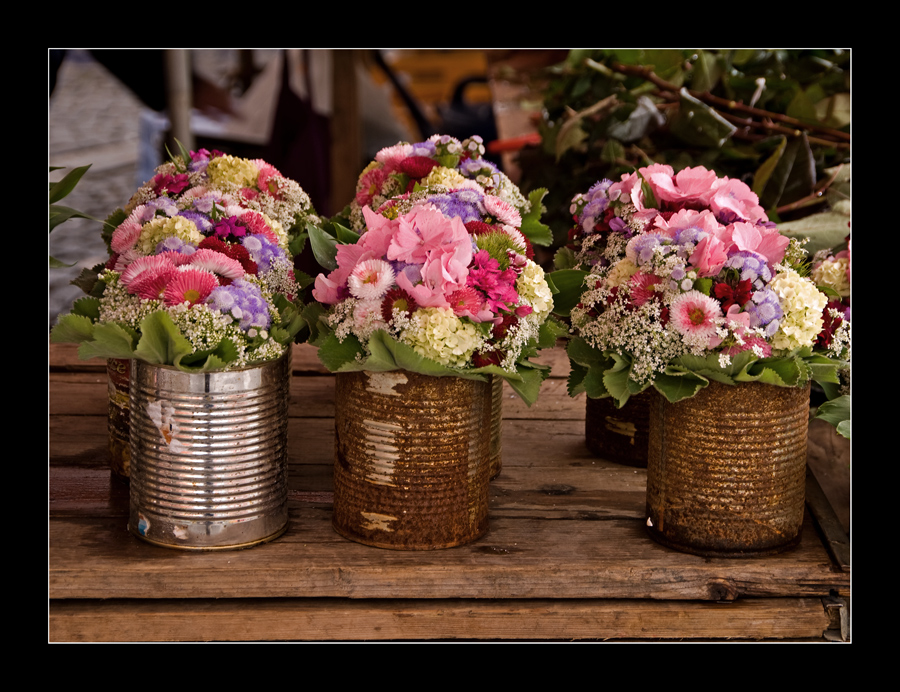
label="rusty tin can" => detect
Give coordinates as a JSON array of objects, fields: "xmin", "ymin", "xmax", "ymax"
[
  {"xmin": 333, "ymin": 370, "xmax": 491, "ymax": 550},
  {"xmin": 127, "ymin": 351, "xmax": 291, "ymax": 551},
  {"xmin": 107, "ymin": 358, "xmax": 132, "ymax": 480},
  {"xmin": 645, "ymin": 381, "xmax": 810, "ymax": 558},
  {"xmin": 489, "ymin": 375, "xmax": 503, "ymax": 480},
  {"xmin": 585, "ymin": 390, "xmax": 651, "ymax": 468}
]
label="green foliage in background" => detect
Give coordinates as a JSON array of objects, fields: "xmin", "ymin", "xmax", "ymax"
[{"xmin": 515, "ymin": 49, "xmax": 850, "ymax": 251}]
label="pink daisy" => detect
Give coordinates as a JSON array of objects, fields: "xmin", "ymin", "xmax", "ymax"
[
  {"xmin": 356, "ymin": 167, "xmax": 390, "ymax": 206},
  {"xmin": 110, "ymin": 209, "xmax": 146, "ymax": 254},
  {"xmin": 120, "ymin": 255, "xmax": 177, "ymax": 289},
  {"xmin": 628, "ymin": 272, "xmax": 661, "ymax": 307},
  {"xmin": 237, "ymin": 210, "xmax": 280, "ymax": 245},
  {"xmin": 483, "ymin": 194, "xmax": 522, "ymax": 227},
  {"xmin": 130, "ymin": 266, "xmax": 178, "ymax": 301},
  {"xmin": 347, "ymin": 259, "xmax": 395, "ymax": 300},
  {"xmin": 669, "ymin": 290, "xmax": 723, "ymax": 342},
  {"xmin": 163, "ymin": 268, "xmax": 219, "ymax": 307},
  {"xmin": 446, "ymin": 286, "xmax": 491, "ymax": 322},
  {"xmin": 188, "ymin": 248, "xmax": 245, "ymax": 283}
]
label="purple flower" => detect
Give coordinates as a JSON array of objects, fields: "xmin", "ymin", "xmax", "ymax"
[
  {"xmin": 206, "ymin": 278, "xmax": 271, "ymax": 332},
  {"xmin": 213, "ymin": 216, "xmax": 247, "ymax": 241},
  {"xmin": 241, "ymin": 234, "xmax": 283, "ymax": 273},
  {"xmin": 155, "ymin": 236, "xmax": 197, "ymax": 255},
  {"xmin": 178, "ymin": 210, "xmax": 213, "ymax": 234}
]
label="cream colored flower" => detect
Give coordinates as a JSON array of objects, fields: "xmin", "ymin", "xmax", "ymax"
[
  {"xmin": 206, "ymin": 155, "xmax": 259, "ymax": 189},
  {"xmin": 137, "ymin": 216, "xmax": 203, "ymax": 256},
  {"xmin": 768, "ymin": 268, "xmax": 827, "ymax": 351},
  {"xmin": 401, "ymin": 307, "xmax": 482, "ymax": 367},
  {"xmin": 811, "ymin": 257, "xmax": 850, "ymax": 297},
  {"xmin": 516, "ymin": 261, "xmax": 554, "ymax": 321},
  {"xmin": 605, "ymin": 258, "xmax": 640, "ymax": 288}
]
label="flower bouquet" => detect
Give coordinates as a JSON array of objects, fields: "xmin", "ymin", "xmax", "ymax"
[
  {"xmin": 307, "ymin": 135, "xmax": 564, "ymax": 549},
  {"xmin": 555, "ymin": 164, "xmax": 849, "ymax": 556},
  {"xmin": 52, "ymin": 146, "xmax": 319, "ymax": 371},
  {"xmin": 50, "ymin": 146, "xmax": 321, "ymax": 550}
]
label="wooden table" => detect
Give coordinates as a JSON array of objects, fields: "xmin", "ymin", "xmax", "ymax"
[{"xmin": 49, "ymin": 342, "xmax": 850, "ymax": 642}]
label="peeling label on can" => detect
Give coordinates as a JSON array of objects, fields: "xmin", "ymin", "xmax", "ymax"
[
  {"xmin": 365, "ymin": 371, "xmax": 408, "ymax": 397},
  {"xmin": 145, "ymin": 399, "xmax": 187, "ymax": 452},
  {"xmin": 360, "ymin": 511, "xmax": 397, "ymax": 532}
]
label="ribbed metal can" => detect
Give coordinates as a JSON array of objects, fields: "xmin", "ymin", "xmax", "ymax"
[
  {"xmin": 127, "ymin": 351, "xmax": 291, "ymax": 551},
  {"xmin": 645, "ymin": 381, "xmax": 810, "ymax": 558},
  {"xmin": 585, "ymin": 390, "xmax": 651, "ymax": 468},
  {"xmin": 333, "ymin": 370, "xmax": 491, "ymax": 550},
  {"xmin": 107, "ymin": 358, "xmax": 132, "ymax": 480},
  {"xmin": 489, "ymin": 375, "xmax": 503, "ymax": 480}
]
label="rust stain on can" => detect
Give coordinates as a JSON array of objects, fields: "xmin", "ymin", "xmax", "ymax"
[
  {"xmin": 645, "ymin": 381, "xmax": 810, "ymax": 558},
  {"xmin": 333, "ymin": 371, "xmax": 491, "ymax": 550},
  {"xmin": 585, "ymin": 390, "xmax": 651, "ymax": 468},
  {"xmin": 489, "ymin": 375, "xmax": 503, "ymax": 480},
  {"xmin": 107, "ymin": 358, "xmax": 132, "ymax": 480}
]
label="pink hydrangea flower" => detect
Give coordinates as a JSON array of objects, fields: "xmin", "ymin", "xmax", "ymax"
[
  {"xmin": 648, "ymin": 166, "xmax": 719, "ymax": 207},
  {"xmin": 727, "ymin": 221, "xmax": 790, "ymax": 267},
  {"xmin": 690, "ymin": 234, "xmax": 729, "ymax": 277},
  {"xmin": 710, "ymin": 178, "xmax": 768, "ymax": 224}
]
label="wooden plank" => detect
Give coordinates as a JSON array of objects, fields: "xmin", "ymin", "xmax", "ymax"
[
  {"xmin": 50, "ymin": 596, "xmax": 832, "ymax": 642},
  {"xmin": 48, "ymin": 504, "xmax": 849, "ymax": 601}
]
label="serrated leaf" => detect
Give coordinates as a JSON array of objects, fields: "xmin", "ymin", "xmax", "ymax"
[
  {"xmin": 133, "ymin": 311, "xmax": 194, "ymax": 365},
  {"xmin": 315, "ymin": 332, "xmax": 366, "ymax": 372},
  {"xmin": 72, "ymin": 296, "xmax": 101, "ymax": 321},
  {"xmin": 50, "ymin": 313, "xmax": 96, "ymax": 344},
  {"xmin": 77, "ymin": 322, "xmax": 139, "ymax": 361}
]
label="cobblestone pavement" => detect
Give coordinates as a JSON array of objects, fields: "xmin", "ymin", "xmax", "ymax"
[{"xmin": 49, "ymin": 50, "xmax": 144, "ymax": 329}]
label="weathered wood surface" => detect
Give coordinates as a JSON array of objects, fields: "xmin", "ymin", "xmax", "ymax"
[
  {"xmin": 50, "ymin": 597, "xmax": 833, "ymax": 642},
  {"xmin": 48, "ymin": 342, "xmax": 850, "ymax": 641}
]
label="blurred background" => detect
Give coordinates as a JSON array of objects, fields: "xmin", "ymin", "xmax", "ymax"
[{"xmin": 49, "ymin": 48, "xmax": 850, "ymax": 326}]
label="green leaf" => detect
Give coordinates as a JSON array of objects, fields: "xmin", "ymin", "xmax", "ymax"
[
  {"xmin": 537, "ymin": 315, "xmax": 568, "ymax": 350},
  {"xmin": 50, "ymin": 313, "xmax": 96, "ymax": 344},
  {"xmin": 814, "ymin": 394, "xmax": 850, "ymax": 439},
  {"xmin": 547, "ymin": 269, "xmax": 589, "ymax": 316},
  {"xmin": 669, "ymin": 88, "xmax": 737, "ymax": 149},
  {"xmin": 504, "ymin": 365, "xmax": 548, "ymax": 407},
  {"xmin": 332, "ymin": 222, "xmax": 360, "ymax": 245},
  {"xmin": 519, "ymin": 188, "xmax": 553, "ymax": 246},
  {"xmin": 50, "ymin": 204, "xmax": 100, "ymax": 232},
  {"xmin": 49, "ymin": 165, "xmax": 91, "ymax": 204},
  {"xmin": 77, "ymin": 322, "xmax": 139, "ymax": 361},
  {"xmin": 72, "ymin": 296, "xmax": 101, "ymax": 321},
  {"xmin": 778, "ymin": 210, "xmax": 852, "ymax": 256},
  {"xmin": 49, "ymin": 255, "xmax": 76, "ymax": 269},
  {"xmin": 315, "ymin": 332, "xmax": 366, "ymax": 372},
  {"xmin": 653, "ymin": 369, "xmax": 708, "ymax": 403},
  {"xmin": 567, "ymin": 361, "xmax": 588, "ymax": 397},
  {"xmin": 690, "ymin": 50, "xmax": 722, "ymax": 93},
  {"xmin": 308, "ymin": 221, "xmax": 341, "ymax": 271},
  {"xmin": 132, "ymin": 311, "xmax": 194, "ymax": 365}
]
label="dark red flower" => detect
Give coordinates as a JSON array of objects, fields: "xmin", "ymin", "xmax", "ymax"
[
  {"xmin": 473, "ymin": 350, "xmax": 503, "ymax": 368},
  {"xmin": 396, "ymin": 156, "xmax": 439, "ymax": 180},
  {"xmin": 380, "ymin": 288, "xmax": 418, "ymax": 324},
  {"xmin": 714, "ymin": 279, "xmax": 752, "ymax": 311}
]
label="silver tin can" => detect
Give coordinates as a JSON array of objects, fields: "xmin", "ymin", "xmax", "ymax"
[{"xmin": 128, "ymin": 351, "xmax": 291, "ymax": 550}]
